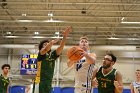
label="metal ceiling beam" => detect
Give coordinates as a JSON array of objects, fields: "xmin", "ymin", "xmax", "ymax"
[
  {"xmin": 1, "ymin": 9, "xmax": 140, "ymax": 12},
  {"xmin": 0, "ymin": 16, "xmax": 139, "ymax": 18},
  {"xmin": 0, "ymin": 20, "xmax": 123, "ymax": 24},
  {"xmin": 1, "ymin": 26, "xmax": 140, "ymax": 29},
  {"xmin": 0, "ymin": 30, "xmax": 140, "ymax": 33},
  {"xmin": 0, "ymin": 2, "xmax": 140, "ymax": 5}
]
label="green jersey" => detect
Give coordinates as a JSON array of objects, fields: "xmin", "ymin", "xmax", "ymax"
[
  {"xmin": 0, "ymin": 74, "xmax": 10, "ymax": 93},
  {"xmin": 96, "ymin": 66, "xmax": 116, "ymax": 93},
  {"xmin": 35, "ymin": 50, "xmax": 59, "ymax": 93}
]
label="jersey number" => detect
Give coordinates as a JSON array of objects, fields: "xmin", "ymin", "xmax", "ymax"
[{"xmin": 101, "ymin": 82, "xmax": 106, "ymax": 88}]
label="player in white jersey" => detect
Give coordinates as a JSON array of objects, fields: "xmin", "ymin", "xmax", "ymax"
[
  {"xmin": 67, "ymin": 36, "xmax": 96, "ymax": 93},
  {"xmin": 130, "ymin": 69, "xmax": 140, "ymax": 93}
]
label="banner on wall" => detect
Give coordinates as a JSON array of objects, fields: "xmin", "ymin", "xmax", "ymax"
[{"xmin": 20, "ymin": 54, "xmax": 38, "ymax": 75}]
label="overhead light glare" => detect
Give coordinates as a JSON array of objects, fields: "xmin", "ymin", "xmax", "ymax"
[
  {"xmin": 22, "ymin": 14, "xmax": 27, "ymax": 16},
  {"xmin": 121, "ymin": 22, "xmax": 140, "ymax": 24},
  {"xmin": 108, "ymin": 37, "xmax": 120, "ymax": 40},
  {"xmin": 121, "ymin": 17, "xmax": 125, "ymax": 21},
  {"xmin": 43, "ymin": 20, "xmax": 64, "ymax": 22},
  {"xmin": 48, "ymin": 13, "xmax": 53, "ymax": 17},
  {"xmin": 5, "ymin": 36, "xmax": 19, "ymax": 38},
  {"xmin": 34, "ymin": 32, "xmax": 39, "ymax": 35},
  {"xmin": 17, "ymin": 20, "xmax": 33, "ymax": 22},
  {"xmin": 6, "ymin": 31, "xmax": 11, "ymax": 35}
]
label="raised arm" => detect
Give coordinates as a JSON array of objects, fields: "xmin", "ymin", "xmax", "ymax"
[
  {"xmin": 40, "ymin": 39, "xmax": 59, "ymax": 55},
  {"xmin": 56, "ymin": 26, "xmax": 72, "ymax": 55}
]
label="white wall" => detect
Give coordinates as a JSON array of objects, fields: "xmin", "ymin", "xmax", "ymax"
[
  {"xmin": 0, "ymin": 48, "xmax": 8, "ymax": 73},
  {"xmin": 0, "ymin": 45, "xmax": 140, "ymax": 88}
]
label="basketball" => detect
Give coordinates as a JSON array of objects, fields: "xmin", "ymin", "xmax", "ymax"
[{"xmin": 67, "ymin": 46, "xmax": 84, "ymax": 62}]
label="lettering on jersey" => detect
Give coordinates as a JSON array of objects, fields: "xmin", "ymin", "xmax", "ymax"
[
  {"xmin": 98, "ymin": 77, "xmax": 112, "ymax": 88},
  {"xmin": 76, "ymin": 59, "xmax": 85, "ymax": 71}
]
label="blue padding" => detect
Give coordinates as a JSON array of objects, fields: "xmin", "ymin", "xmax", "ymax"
[
  {"xmin": 60, "ymin": 87, "xmax": 130, "ymax": 93},
  {"xmin": 8, "ymin": 86, "xmax": 130, "ymax": 93},
  {"xmin": 123, "ymin": 89, "xmax": 130, "ymax": 93},
  {"xmin": 53, "ymin": 87, "xmax": 61, "ymax": 93},
  {"xmin": 9, "ymin": 86, "xmax": 25, "ymax": 93},
  {"xmin": 93, "ymin": 88, "xmax": 130, "ymax": 93},
  {"xmin": 61, "ymin": 87, "xmax": 74, "ymax": 93},
  {"xmin": 93, "ymin": 88, "xmax": 98, "ymax": 93}
]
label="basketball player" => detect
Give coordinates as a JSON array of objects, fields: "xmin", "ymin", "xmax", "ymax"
[
  {"xmin": 92, "ymin": 53, "xmax": 123, "ymax": 93},
  {"xmin": 0, "ymin": 64, "xmax": 10, "ymax": 93},
  {"xmin": 67, "ymin": 36, "xmax": 96, "ymax": 93},
  {"xmin": 34, "ymin": 26, "xmax": 71, "ymax": 93},
  {"xmin": 130, "ymin": 69, "xmax": 140, "ymax": 93}
]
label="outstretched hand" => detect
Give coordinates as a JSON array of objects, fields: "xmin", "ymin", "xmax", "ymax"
[
  {"xmin": 51, "ymin": 38, "xmax": 60, "ymax": 44},
  {"xmin": 62, "ymin": 26, "xmax": 72, "ymax": 37}
]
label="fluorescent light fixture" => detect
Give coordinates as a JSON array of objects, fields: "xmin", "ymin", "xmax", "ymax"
[
  {"xmin": 4, "ymin": 35, "xmax": 63, "ymax": 39},
  {"xmin": 0, "ymin": 20, "xmax": 64, "ymax": 23},
  {"xmin": 51, "ymin": 36, "xmax": 63, "ymax": 39},
  {"xmin": 108, "ymin": 37, "xmax": 120, "ymax": 40},
  {"xmin": 121, "ymin": 21, "xmax": 140, "ymax": 24},
  {"xmin": 32, "ymin": 36, "xmax": 63, "ymax": 39},
  {"xmin": 32, "ymin": 36, "xmax": 45, "ymax": 38},
  {"xmin": 93, "ymin": 46, "xmax": 136, "ymax": 51},
  {"xmin": 4, "ymin": 36, "xmax": 19, "ymax": 38},
  {"xmin": 43, "ymin": 17, "xmax": 64, "ymax": 22},
  {"xmin": 43, "ymin": 19, "xmax": 64, "ymax": 23},
  {"xmin": 17, "ymin": 20, "xmax": 33, "ymax": 22}
]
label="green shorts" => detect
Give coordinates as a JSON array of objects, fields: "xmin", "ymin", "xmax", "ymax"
[{"xmin": 39, "ymin": 80, "xmax": 52, "ymax": 93}]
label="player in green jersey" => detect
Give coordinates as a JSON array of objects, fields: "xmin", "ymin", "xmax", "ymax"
[
  {"xmin": 35, "ymin": 26, "xmax": 72, "ymax": 93},
  {"xmin": 0, "ymin": 64, "xmax": 10, "ymax": 93},
  {"xmin": 92, "ymin": 53, "xmax": 123, "ymax": 93}
]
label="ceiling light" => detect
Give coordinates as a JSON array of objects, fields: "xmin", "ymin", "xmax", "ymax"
[
  {"xmin": 121, "ymin": 17, "xmax": 125, "ymax": 21},
  {"xmin": 4, "ymin": 36, "xmax": 19, "ymax": 38},
  {"xmin": 22, "ymin": 14, "xmax": 27, "ymax": 16},
  {"xmin": 55, "ymin": 32, "xmax": 59, "ymax": 35},
  {"xmin": 108, "ymin": 37, "xmax": 120, "ymax": 40},
  {"xmin": 34, "ymin": 32, "xmax": 39, "ymax": 35},
  {"xmin": 6, "ymin": 31, "xmax": 11, "ymax": 35},
  {"xmin": 121, "ymin": 22, "xmax": 140, "ymax": 24},
  {"xmin": 43, "ymin": 19, "xmax": 64, "ymax": 23},
  {"xmin": 93, "ymin": 46, "xmax": 136, "ymax": 51},
  {"xmin": 0, "ymin": 20, "xmax": 64, "ymax": 23},
  {"xmin": 4, "ymin": 35, "xmax": 64, "ymax": 39},
  {"xmin": 51, "ymin": 37, "xmax": 63, "ymax": 39},
  {"xmin": 48, "ymin": 13, "xmax": 53, "ymax": 17},
  {"xmin": 17, "ymin": 20, "xmax": 33, "ymax": 22}
]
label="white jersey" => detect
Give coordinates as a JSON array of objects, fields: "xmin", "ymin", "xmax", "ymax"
[
  {"xmin": 133, "ymin": 81, "xmax": 140, "ymax": 93},
  {"xmin": 74, "ymin": 53, "xmax": 95, "ymax": 93}
]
